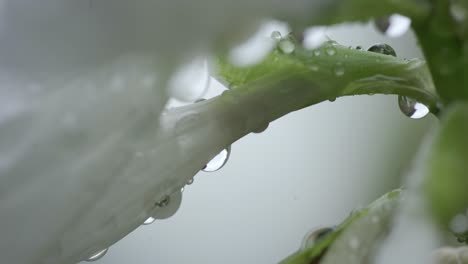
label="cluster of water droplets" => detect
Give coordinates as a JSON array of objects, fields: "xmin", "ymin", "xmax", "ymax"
[
  {"xmin": 271, "ymin": 31, "xmax": 296, "ymax": 54},
  {"xmin": 367, "ymin": 43, "xmax": 430, "ymax": 119}
]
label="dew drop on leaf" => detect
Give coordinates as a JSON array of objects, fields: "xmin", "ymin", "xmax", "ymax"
[
  {"xmin": 143, "ymin": 217, "xmax": 156, "ymax": 225},
  {"xmin": 368, "ymin": 43, "xmax": 397, "ymax": 57},
  {"xmin": 301, "ymin": 227, "xmax": 334, "ymax": 249},
  {"xmin": 252, "ymin": 123, "xmax": 269, "ymax": 134},
  {"xmin": 270, "ymin": 31, "xmax": 282, "ymax": 41},
  {"xmin": 278, "ymin": 38, "xmax": 296, "ymax": 54},
  {"xmin": 398, "ymin": 96, "xmax": 430, "ymax": 119},
  {"xmin": 186, "ymin": 178, "xmax": 194, "ymax": 185},
  {"xmin": 86, "ymin": 248, "xmax": 108, "ymax": 262},
  {"xmin": 156, "ymin": 195, "xmax": 170, "ymax": 207},
  {"xmin": 202, "ymin": 146, "xmax": 231, "ymax": 172},
  {"xmin": 375, "ymin": 14, "xmax": 411, "ymax": 38}
]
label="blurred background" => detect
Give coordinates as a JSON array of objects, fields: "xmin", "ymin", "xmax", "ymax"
[{"xmin": 91, "ymin": 22, "xmax": 437, "ymax": 264}]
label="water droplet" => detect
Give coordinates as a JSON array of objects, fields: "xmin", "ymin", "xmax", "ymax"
[
  {"xmin": 356, "ymin": 46, "xmax": 362, "ymax": 50},
  {"xmin": 334, "ymin": 63, "xmax": 345, "ymax": 77},
  {"xmin": 313, "ymin": 49, "xmax": 321, "ymax": 56},
  {"xmin": 86, "ymin": 248, "xmax": 108, "ymax": 262},
  {"xmin": 301, "ymin": 227, "xmax": 334, "ymax": 249},
  {"xmin": 398, "ymin": 96, "xmax": 430, "ymax": 119},
  {"xmin": 309, "ymin": 64, "xmax": 320, "ymax": 71},
  {"xmin": 375, "ymin": 14, "xmax": 411, "ymax": 38},
  {"xmin": 328, "ymin": 97, "xmax": 336, "ymax": 102},
  {"xmin": 202, "ymin": 146, "xmax": 231, "ymax": 172},
  {"xmin": 155, "ymin": 195, "xmax": 170, "ymax": 207},
  {"xmin": 181, "ymin": 187, "xmax": 185, "ymax": 192},
  {"xmin": 278, "ymin": 38, "xmax": 296, "ymax": 54},
  {"xmin": 450, "ymin": 214, "xmax": 468, "ymax": 233},
  {"xmin": 348, "ymin": 237, "xmax": 360, "ymax": 250},
  {"xmin": 325, "ymin": 46, "xmax": 337, "ymax": 56},
  {"xmin": 186, "ymin": 178, "xmax": 194, "ymax": 185},
  {"xmin": 151, "ymin": 191, "xmax": 183, "ymax": 220},
  {"xmin": 143, "ymin": 217, "xmax": 156, "ymax": 225},
  {"xmin": 253, "ymin": 123, "xmax": 269, "ymax": 134},
  {"xmin": 271, "ymin": 31, "xmax": 282, "ymax": 41},
  {"xmin": 368, "ymin": 43, "xmax": 397, "ymax": 57}
]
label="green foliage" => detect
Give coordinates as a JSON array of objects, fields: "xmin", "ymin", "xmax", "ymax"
[{"xmin": 214, "ymin": 0, "xmax": 468, "ymax": 261}]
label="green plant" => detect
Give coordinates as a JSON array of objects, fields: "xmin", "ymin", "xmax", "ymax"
[{"xmin": 1, "ymin": 0, "xmax": 468, "ymax": 263}]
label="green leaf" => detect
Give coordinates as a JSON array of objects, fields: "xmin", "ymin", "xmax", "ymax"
[
  {"xmin": 280, "ymin": 189, "xmax": 402, "ymax": 264},
  {"xmin": 424, "ymin": 103, "xmax": 468, "ymax": 242}
]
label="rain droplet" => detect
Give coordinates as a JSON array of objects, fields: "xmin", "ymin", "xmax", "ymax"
[
  {"xmin": 375, "ymin": 14, "xmax": 411, "ymax": 38},
  {"xmin": 155, "ymin": 195, "xmax": 170, "ymax": 207},
  {"xmin": 398, "ymin": 96, "xmax": 430, "ymax": 119},
  {"xmin": 301, "ymin": 227, "xmax": 334, "ymax": 249},
  {"xmin": 449, "ymin": 214, "xmax": 468, "ymax": 233},
  {"xmin": 202, "ymin": 146, "xmax": 231, "ymax": 172},
  {"xmin": 271, "ymin": 31, "xmax": 282, "ymax": 41},
  {"xmin": 143, "ymin": 217, "xmax": 156, "ymax": 225},
  {"xmin": 253, "ymin": 123, "xmax": 269, "ymax": 134},
  {"xmin": 278, "ymin": 38, "xmax": 296, "ymax": 54},
  {"xmin": 325, "ymin": 46, "xmax": 337, "ymax": 56},
  {"xmin": 368, "ymin": 43, "xmax": 397, "ymax": 57},
  {"xmin": 313, "ymin": 50, "xmax": 321, "ymax": 56},
  {"xmin": 356, "ymin": 46, "xmax": 363, "ymax": 50},
  {"xmin": 334, "ymin": 63, "xmax": 345, "ymax": 77},
  {"xmin": 151, "ymin": 191, "xmax": 183, "ymax": 220},
  {"xmin": 329, "ymin": 97, "xmax": 336, "ymax": 102},
  {"xmin": 348, "ymin": 237, "xmax": 361, "ymax": 250},
  {"xmin": 86, "ymin": 248, "xmax": 108, "ymax": 262},
  {"xmin": 186, "ymin": 178, "xmax": 194, "ymax": 185}
]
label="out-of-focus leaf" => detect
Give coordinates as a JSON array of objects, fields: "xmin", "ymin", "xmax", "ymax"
[
  {"xmin": 280, "ymin": 189, "xmax": 402, "ymax": 264},
  {"xmin": 425, "ymin": 103, "xmax": 468, "ymax": 242}
]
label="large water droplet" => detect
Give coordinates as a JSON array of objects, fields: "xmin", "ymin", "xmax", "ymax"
[
  {"xmin": 278, "ymin": 37, "xmax": 296, "ymax": 54},
  {"xmin": 202, "ymin": 146, "xmax": 231, "ymax": 172},
  {"xmin": 270, "ymin": 31, "xmax": 282, "ymax": 41},
  {"xmin": 86, "ymin": 248, "xmax": 108, "ymax": 262},
  {"xmin": 450, "ymin": 213, "xmax": 468, "ymax": 233},
  {"xmin": 375, "ymin": 14, "xmax": 411, "ymax": 38},
  {"xmin": 155, "ymin": 195, "xmax": 170, "ymax": 207},
  {"xmin": 152, "ymin": 191, "xmax": 183, "ymax": 220},
  {"xmin": 368, "ymin": 43, "xmax": 397, "ymax": 57},
  {"xmin": 398, "ymin": 96, "xmax": 430, "ymax": 119},
  {"xmin": 252, "ymin": 123, "xmax": 269, "ymax": 134},
  {"xmin": 143, "ymin": 217, "xmax": 156, "ymax": 225},
  {"xmin": 301, "ymin": 227, "xmax": 334, "ymax": 249}
]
